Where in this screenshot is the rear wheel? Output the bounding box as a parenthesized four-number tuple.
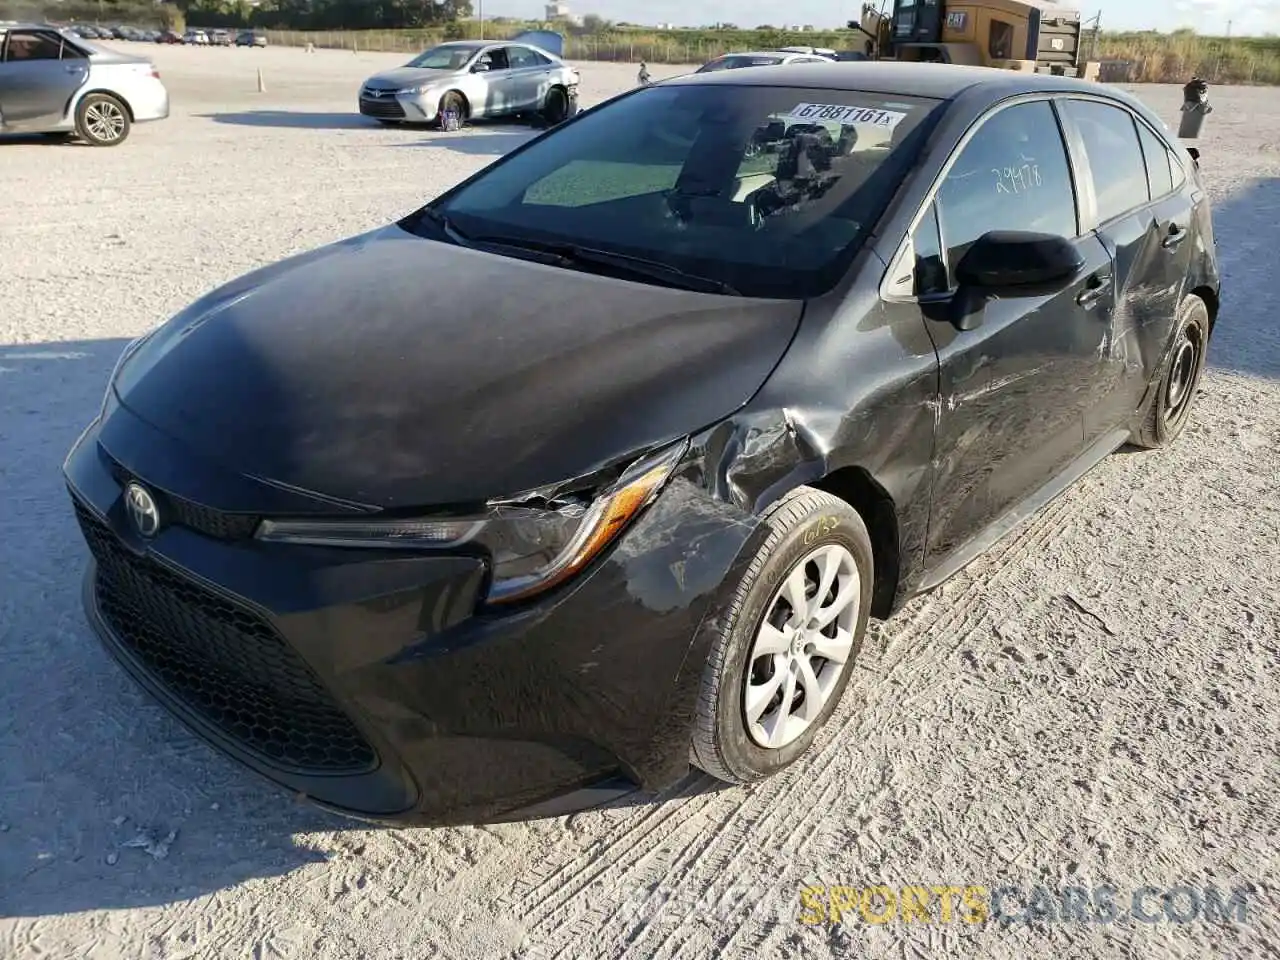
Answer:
(1130, 294, 1210, 449)
(541, 86, 570, 126)
(691, 487, 873, 784)
(75, 93, 131, 146)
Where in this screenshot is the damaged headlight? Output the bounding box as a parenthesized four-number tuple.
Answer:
(255, 439, 689, 604)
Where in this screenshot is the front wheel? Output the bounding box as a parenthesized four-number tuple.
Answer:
(75, 93, 131, 146)
(691, 486, 874, 784)
(1130, 294, 1210, 449)
(437, 91, 467, 130)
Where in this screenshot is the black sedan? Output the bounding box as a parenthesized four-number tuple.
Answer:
(64, 62, 1219, 826)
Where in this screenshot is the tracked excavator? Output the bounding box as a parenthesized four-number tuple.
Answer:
(847, 0, 1101, 82)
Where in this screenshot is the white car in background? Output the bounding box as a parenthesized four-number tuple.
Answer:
(0, 23, 169, 145)
(359, 30, 579, 128)
(694, 48, 837, 73)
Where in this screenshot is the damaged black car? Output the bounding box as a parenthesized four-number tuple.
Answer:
(64, 62, 1219, 826)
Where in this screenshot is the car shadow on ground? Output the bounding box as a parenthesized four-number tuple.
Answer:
(1200, 176, 1280, 381)
(200, 110, 387, 130)
(390, 128, 536, 156)
(0, 337, 730, 916)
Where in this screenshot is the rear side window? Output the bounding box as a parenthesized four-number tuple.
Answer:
(507, 46, 549, 68)
(1061, 99, 1149, 223)
(935, 99, 1078, 273)
(1137, 121, 1174, 199)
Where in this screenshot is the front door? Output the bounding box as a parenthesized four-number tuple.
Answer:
(0, 30, 86, 127)
(1059, 98, 1198, 439)
(472, 47, 514, 115)
(910, 97, 1118, 564)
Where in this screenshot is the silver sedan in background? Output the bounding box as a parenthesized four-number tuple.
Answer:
(358, 30, 579, 128)
(0, 23, 169, 145)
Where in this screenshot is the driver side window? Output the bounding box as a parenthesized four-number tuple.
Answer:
(936, 99, 1078, 274)
(476, 48, 509, 71)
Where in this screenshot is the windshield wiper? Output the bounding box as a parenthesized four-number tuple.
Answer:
(465, 234, 740, 295)
(413, 206, 472, 243)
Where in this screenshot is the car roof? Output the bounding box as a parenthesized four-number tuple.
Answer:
(667, 60, 1114, 101)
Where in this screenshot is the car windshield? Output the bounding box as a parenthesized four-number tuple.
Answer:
(698, 55, 786, 72)
(427, 83, 944, 299)
(405, 45, 479, 70)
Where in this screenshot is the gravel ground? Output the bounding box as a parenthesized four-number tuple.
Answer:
(1, 45, 1278, 959)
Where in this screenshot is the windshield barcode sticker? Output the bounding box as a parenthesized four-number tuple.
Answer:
(786, 103, 909, 128)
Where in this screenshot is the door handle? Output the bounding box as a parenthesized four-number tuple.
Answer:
(1162, 225, 1188, 250)
(1076, 272, 1112, 309)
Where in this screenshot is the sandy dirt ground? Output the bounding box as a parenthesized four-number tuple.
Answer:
(0, 44, 1277, 959)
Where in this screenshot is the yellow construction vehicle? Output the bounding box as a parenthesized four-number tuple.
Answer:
(848, 0, 1101, 81)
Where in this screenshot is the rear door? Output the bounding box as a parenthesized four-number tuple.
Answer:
(1058, 98, 1196, 439)
(0, 29, 87, 127)
(504, 44, 553, 110)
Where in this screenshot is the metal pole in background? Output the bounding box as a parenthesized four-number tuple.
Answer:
(478, 0, 484, 40)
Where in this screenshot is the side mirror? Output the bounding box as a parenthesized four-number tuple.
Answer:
(472, 62, 490, 72)
(954, 230, 1084, 290)
(946, 230, 1084, 332)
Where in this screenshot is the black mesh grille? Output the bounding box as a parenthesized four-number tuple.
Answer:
(106, 456, 259, 541)
(359, 95, 407, 119)
(73, 498, 377, 774)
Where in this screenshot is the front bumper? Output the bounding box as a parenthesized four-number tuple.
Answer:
(358, 91, 440, 124)
(63, 404, 760, 825)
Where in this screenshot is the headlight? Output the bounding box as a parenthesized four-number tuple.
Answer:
(398, 84, 435, 96)
(255, 439, 689, 604)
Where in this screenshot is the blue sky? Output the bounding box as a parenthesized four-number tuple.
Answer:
(482, 0, 1280, 34)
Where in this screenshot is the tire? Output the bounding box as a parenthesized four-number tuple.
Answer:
(1130, 293, 1211, 449)
(541, 86, 570, 126)
(75, 93, 131, 146)
(437, 91, 467, 129)
(691, 486, 874, 784)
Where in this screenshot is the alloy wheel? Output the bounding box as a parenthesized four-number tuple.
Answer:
(85, 100, 127, 143)
(743, 544, 860, 750)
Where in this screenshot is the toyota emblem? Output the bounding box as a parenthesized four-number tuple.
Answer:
(124, 482, 162, 538)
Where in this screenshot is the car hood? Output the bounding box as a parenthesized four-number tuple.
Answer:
(364, 66, 462, 90)
(112, 225, 804, 510)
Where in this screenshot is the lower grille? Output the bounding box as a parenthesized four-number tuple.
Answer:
(360, 95, 407, 119)
(73, 498, 377, 774)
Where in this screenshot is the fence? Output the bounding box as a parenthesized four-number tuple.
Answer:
(263, 30, 850, 66)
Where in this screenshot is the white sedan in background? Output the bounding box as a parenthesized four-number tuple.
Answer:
(359, 30, 579, 128)
(0, 23, 169, 146)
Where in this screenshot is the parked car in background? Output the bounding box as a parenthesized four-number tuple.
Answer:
(158, 29, 183, 44)
(209, 28, 231, 47)
(695, 49, 836, 73)
(358, 30, 578, 128)
(183, 29, 208, 45)
(0, 22, 169, 145)
(236, 30, 267, 48)
(62, 62, 1218, 826)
